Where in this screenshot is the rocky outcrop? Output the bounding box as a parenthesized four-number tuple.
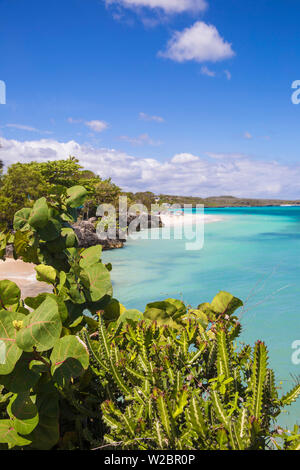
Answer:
(4, 214, 163, 254)
(72, 213, 163, 250)
(72, 219, 124, 250)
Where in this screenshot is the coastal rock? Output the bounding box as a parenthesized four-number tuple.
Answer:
(72, 220, 124, 250)
(72, 213, 162, 250)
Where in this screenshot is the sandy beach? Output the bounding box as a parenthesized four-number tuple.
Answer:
(160, 212, 225, 227)
(0, 259, 51, 298)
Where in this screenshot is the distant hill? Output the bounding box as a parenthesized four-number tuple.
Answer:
(154, 194, 300, 208)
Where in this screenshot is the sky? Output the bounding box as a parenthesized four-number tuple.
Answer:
(1, 0, 300, 198)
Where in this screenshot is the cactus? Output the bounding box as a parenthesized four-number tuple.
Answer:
(0, 187, 299, 450)
(87, 297, 300, 450)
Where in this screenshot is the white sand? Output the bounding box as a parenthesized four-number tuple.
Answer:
(160, 212, 224, 227)
(0, 259, 51, 298)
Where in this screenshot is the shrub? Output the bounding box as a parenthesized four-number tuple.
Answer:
(0, 186, 299, 450)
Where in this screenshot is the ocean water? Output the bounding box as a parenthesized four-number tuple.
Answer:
(102, 206, 300, 428)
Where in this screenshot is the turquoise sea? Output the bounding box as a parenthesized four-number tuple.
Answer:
(102, 206, 300, 428)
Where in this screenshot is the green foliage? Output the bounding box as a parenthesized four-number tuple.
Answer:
(0, 185, 299, 451)
(87, 293, 300, 450)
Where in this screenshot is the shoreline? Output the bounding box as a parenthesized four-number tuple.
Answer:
(160, 212, 225, 227)
(0, 259, 51, 298)
(0, 213, 225, 295)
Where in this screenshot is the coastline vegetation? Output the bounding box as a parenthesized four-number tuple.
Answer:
(0, 158, 299, 232)
(0, 183, 299, 450)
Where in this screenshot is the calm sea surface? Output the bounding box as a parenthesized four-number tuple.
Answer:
(102, 206, 300, 428)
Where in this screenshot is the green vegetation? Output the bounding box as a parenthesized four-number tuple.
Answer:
(0, 185, 299, 450)
(0, 158, 121, 229)
(1, 157, 298, 233)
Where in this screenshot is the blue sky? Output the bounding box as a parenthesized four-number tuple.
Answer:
(1, 0, 300, 197)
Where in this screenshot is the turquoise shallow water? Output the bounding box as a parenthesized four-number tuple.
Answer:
(102, 206, 300, 428)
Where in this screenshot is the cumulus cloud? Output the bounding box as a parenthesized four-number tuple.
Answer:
(105, 0, 207, 14)
(171, 153, 199, 163)
(85, 120, 109, 133)
(159, 21, 235, 63)
(0, 137, 299, 198)
(139, 112, 164, 123)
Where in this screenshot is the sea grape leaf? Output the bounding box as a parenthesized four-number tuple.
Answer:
(0, 280, 21, 310)
(25, 293, 68, 324)
(189, 309, 208, 330)
(16, 296, 61, 352)
(13, 208, 32, 231)
(26, 384, 59, 450)
(0, 354, 41, 393)
(61, 227, 77, 248)
(117, 309, 143, 326)
(0, 310, 24, 375)
(66, 185, 88, 208)
(103, 298, 126, 322)
(7, 392, 39, 435)
(79, 245, 102, 268)
(210, 291, 243, 316)
(165, 298, 186, 319)
(80, 263, 112, 302)
(37, 217, 61, 241)
(50, 336, 89, 386)
(0, 419, 31, 448)
(34, 265, 57, 284)
(28, 197, 49, 229)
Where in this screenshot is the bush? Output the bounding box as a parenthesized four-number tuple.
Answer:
(0, 186, 299, 450)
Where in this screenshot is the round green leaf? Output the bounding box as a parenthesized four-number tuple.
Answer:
(79, 245, 102, 268)
(117, 309, 143, 326)
(0, 354, 41, 393)
(0, 419, 31, 448)
(13, 208, 32, 231)
(50, 336, 89, 386)
(34, 265, 57, 284)
(0, 310, 24, 375)
(28, 197, 49, 229)
(37, 217, 61, 241)
(103, 298, 126, 322)
(80, 263, 113, 302)
(26, 383, 59, 450)
(7, 393, 39, 435)
(0, 280, 21, 309)
(66, 185, 88, 208)
(16, 297, 62, 352)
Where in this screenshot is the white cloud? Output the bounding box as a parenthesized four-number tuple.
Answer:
(120, 133, 162, 146)
(67, 117, 82, 124)
(200, 65, 215, 77)
(171, 153, 199, 163)
(159, 21, 235, 63)
(105, 0, 207, 14)
(139, 112, 164, 123)
(85, 120, 109, 133)
(4, 124, 52, 135)
(0, 137, 299, 199)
